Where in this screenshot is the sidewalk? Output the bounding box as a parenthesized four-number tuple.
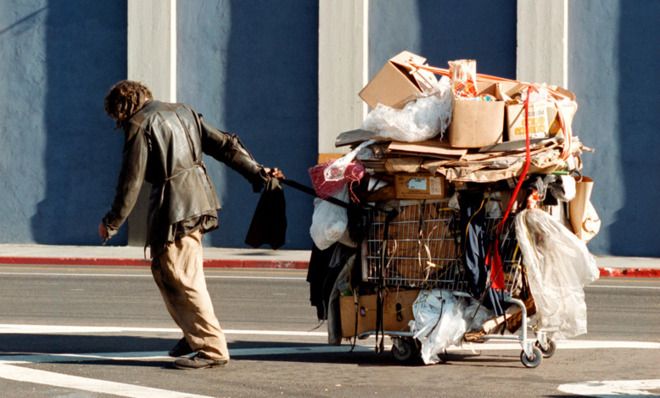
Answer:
(0, 244, 658, 277)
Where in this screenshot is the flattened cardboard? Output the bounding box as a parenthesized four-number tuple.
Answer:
(387, 140, 467, 159)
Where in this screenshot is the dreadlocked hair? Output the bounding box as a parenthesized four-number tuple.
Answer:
(104, 80, 152, 125)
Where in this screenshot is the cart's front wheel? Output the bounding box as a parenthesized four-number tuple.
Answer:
(520, 346, 543, 368)
(535, 339, 556, 358)
(391, 337, 419, 362)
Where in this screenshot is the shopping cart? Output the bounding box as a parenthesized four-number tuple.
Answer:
(355, 198, 555, 368)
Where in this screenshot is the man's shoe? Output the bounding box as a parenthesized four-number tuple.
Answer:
(174, 353, 228, 370)
(168, 338, 194, 357)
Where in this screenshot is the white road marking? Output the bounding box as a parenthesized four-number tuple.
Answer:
(0, 363, 215, 398)
(588, 284, 660, 290)
(457, 339, 660, 351)
(1, 323, 658, 397)
(0, 323, 325, 336)
(558, 379, 660, 397)
(1, 324, 659, 350)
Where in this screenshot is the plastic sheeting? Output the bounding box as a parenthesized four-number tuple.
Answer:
(361, 77, 453, 142)
(409, 290, 468, 365)
(515, 208, 599, 339)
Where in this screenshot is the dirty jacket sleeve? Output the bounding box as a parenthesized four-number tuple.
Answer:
(198, 117, 268, 192)
(102, 123, 148, 237)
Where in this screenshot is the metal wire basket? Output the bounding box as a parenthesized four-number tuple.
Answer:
(362, 200, 468, 290)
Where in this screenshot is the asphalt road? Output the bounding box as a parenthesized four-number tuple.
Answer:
(0, 265, 658, 398)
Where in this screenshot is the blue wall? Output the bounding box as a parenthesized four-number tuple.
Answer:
(369, 0, 517, 79)
(177, 0, 318, 249)
(1, 1, 657, 256)
(0, 1, 127, 244)
(570, 0, 660, 256)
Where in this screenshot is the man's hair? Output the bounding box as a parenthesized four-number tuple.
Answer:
(104, 80, 153, 123)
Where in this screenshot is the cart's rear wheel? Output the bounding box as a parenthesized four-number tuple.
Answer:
(520, 346, 543, 368)
(391, 337, 419, 362)
(535, 339, 556, 358)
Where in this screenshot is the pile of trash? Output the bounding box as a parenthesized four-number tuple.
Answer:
(307, 51, 601, 365)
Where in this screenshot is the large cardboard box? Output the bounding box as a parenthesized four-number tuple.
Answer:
(447, 83, 505, 148)
(359, 51, 437, 109)
(340, 290, 420, 338)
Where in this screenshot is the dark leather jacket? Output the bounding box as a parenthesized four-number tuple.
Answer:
(102, 100, 267, 252)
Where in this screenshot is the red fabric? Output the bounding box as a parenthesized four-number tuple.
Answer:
(308, 161, 365, 200)
(486, 237, 505, 290)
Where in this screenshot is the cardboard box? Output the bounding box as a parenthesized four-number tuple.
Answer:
(394, 173, 446, 199)
(506, 102, 557, 142)
(359, 51, 437, 109)
(447, 83, 505, 148)
(340, 290, 420, 338)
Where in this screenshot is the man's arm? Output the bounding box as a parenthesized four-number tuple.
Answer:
(100, 124, 148, 241)
(199, 117, 269, 192)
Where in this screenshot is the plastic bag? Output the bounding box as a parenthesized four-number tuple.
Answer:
(308, 140, 373, 198)
(409, 289, 468, 365)
(360, 77, 453, 142)
(309, 186, 349, 250)
(515, 208, 599, 339)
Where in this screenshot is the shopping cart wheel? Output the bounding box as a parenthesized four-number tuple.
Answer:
(391, 337, 420, 362)
(520, 346, 543, 368)
(534, 339, 556, 358)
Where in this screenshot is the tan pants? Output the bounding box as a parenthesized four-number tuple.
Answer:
(151, 231, 229, 360)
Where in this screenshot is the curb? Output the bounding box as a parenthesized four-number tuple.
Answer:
(0, 257, 658, 277)
(598, 267, 660, 278)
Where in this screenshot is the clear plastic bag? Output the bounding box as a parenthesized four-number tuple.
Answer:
(515, 208, 599, 339)
(361, 77, 453, 142)
(309, 186, 349, 250)
(410, 289, 468, 365)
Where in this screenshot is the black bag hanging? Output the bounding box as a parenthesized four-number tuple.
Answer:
(245, 177, 287, 250)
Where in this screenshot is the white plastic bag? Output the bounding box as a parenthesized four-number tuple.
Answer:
(515, 208, 599, 339)
(409, 289, 467, 365)
(309, 186, 349, 250)
(361, 77, 453, 142)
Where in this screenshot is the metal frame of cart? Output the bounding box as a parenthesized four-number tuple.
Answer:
(349, 198, 556, 368)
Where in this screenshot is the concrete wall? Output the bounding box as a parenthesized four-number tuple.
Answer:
(569, 0, 660, 256)
(1, 0, 657, 256)
(369, 0, 517, 79)
(0, 1, 127, 244)
(177, 0, 318, 248)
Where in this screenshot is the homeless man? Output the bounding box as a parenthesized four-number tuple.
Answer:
(98, 80, 283, 370)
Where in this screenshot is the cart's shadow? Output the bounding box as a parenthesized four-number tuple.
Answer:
(0, 334, 526, 369)
(229, 340, 525, 369)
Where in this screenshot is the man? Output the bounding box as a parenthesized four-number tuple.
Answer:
(99, 80, 283, 370)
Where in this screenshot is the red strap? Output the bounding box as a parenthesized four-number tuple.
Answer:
(497, 85, 535, 233)
(485, 237, 505, 290)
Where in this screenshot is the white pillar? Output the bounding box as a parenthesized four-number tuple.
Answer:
(128, 0, 177, 101)
(517, 0, 568, 87)
(126, 0, 177, 245)
(318, 0, 369, 163)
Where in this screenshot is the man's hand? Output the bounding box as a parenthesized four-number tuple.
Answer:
(98, 222, 110, 242)
(265, 167, 285, 179)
